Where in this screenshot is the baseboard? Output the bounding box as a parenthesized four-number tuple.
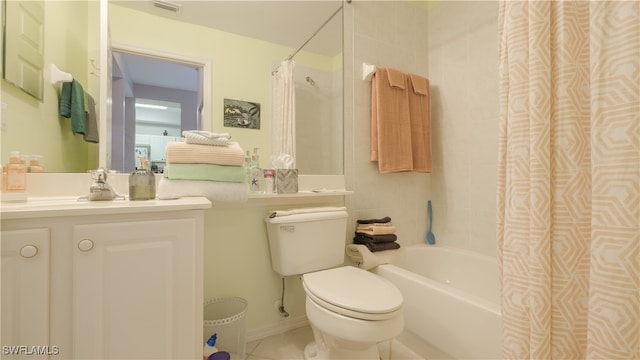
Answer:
(396, 329, 452, 360)
(246, 315, 309, 342)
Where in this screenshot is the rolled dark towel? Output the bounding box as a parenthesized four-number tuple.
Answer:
(356, 216, 392, 224)
(354, 232, 398, 243)
(353, 238, 401, 252)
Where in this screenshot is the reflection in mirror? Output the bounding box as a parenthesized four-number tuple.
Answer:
(293, 44, 343, 175)
(110, 1, 343, 176)
(1, 0, 99, 173)
(3, 1, 45, 100)
(1, 1, 343, 175)
(110, 50, 202, 173)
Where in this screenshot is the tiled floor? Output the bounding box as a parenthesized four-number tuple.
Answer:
(245, 325, 424, 360)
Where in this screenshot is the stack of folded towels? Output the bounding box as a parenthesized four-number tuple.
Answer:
(353, 216, 400, 252)
(157, 130, 249, 202)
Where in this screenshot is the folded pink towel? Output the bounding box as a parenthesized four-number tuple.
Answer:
(165, 141, 245, 166)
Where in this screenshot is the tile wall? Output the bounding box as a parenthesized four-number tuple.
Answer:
(344, 1, 500, 257)
(426, 1, 499, 256)
(344, 1, 431, 246)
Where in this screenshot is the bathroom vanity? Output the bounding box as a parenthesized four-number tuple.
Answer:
(1, 197, 211, 359)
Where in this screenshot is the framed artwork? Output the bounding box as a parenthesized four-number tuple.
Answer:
(224, 98, 260, 129)
(135, 145, 150, 159)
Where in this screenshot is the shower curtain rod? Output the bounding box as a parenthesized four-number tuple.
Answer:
(286, 4, 343, 61)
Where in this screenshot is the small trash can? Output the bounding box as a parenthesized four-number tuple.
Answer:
(203, 297, 248, 360)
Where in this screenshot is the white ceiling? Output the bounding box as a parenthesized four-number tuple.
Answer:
(111, 0, 343, 92)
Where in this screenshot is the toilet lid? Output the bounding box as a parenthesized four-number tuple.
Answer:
(302, 266, 402, 319)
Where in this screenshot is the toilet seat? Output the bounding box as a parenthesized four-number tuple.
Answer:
(302, 266, 403, 321)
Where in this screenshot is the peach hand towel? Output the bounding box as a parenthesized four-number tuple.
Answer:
(371, 67, 413, 173)
(165, 141, 245, 166)
(355, 225, 397, 235)
(407, 74, 433, 172)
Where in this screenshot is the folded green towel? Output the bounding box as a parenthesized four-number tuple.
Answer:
(59, 80, 86, 135)
(164, 163, 245, 183)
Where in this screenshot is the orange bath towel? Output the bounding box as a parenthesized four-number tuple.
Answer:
(371, 67, 413, 173)
(407, 74, 432, 172)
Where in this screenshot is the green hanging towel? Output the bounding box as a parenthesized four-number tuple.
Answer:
(59, 80, 86, 135)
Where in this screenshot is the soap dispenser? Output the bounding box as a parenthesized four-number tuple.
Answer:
(129, 156, 156, 200)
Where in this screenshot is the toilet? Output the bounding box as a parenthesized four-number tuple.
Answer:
(264, 209, 403, 360)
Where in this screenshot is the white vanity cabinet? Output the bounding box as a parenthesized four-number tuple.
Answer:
(1, 229, 51, 358)
(1, 197, 210, 360)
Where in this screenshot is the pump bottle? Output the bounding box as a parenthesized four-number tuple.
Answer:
(129, 156, 156, 200)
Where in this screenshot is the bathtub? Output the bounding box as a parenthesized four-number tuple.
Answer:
(372, 245, 502, 359)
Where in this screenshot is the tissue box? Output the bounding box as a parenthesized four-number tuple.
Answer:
(276, 169, 298, 194)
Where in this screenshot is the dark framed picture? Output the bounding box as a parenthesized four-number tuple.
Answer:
(224, 98, 261, 129)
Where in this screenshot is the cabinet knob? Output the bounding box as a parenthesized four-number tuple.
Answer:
(78, 239, 94, 252)
(20, 245, 38, 258)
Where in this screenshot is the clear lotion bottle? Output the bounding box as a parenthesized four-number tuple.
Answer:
(129, 156, 156, 200)
(249, 148, 264, 193)
(6, 151, 27, 192)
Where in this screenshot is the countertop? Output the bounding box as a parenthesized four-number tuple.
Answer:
(0, 196, 212, 220)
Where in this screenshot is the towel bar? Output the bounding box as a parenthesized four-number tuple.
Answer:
(362, 62, 376, 81)
(50, 64, 73, 85)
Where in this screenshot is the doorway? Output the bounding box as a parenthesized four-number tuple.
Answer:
(110, 46, 209, 173)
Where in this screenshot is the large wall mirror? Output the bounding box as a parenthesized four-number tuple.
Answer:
(1, 1, 100, 173)
(1, 0, 343, 175)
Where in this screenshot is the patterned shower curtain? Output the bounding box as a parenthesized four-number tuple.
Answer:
(271, 59, 296, 164)
(496, 1, 639, 359)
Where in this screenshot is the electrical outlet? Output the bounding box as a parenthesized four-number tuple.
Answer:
(1, 103, 7, 131)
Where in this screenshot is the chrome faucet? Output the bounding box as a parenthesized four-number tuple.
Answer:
(79, 168, 124, 201)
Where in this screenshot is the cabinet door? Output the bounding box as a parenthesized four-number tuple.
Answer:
(135, 134, 151, 146)
(148, 135, 164, 161)
(149, 135, 179, 161)
(1, 228, 51, 358)
(72, 219, 197, 359)
(4, 1, 45, 99)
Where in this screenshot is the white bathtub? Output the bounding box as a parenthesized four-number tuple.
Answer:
(373, 245, 502, 359)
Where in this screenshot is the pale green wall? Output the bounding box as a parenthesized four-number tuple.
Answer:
(0, 1, 97, 172)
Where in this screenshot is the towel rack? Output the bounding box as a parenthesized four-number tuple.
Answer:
(50, 64, 73, 85)
(362, 62, 376, 81)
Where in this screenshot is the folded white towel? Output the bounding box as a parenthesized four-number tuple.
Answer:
(182, 130, 231, 146)
(268, 206, 347, 218)
(345, 244, 403, 270)
(345, 244, 386, 270)
(157, 177, 248, 202)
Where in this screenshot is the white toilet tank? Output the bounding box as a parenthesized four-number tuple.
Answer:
(264, 209, 348, 276)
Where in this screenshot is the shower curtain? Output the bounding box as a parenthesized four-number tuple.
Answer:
(271, 59, 296, 164)
(497, 1, 639, 359)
